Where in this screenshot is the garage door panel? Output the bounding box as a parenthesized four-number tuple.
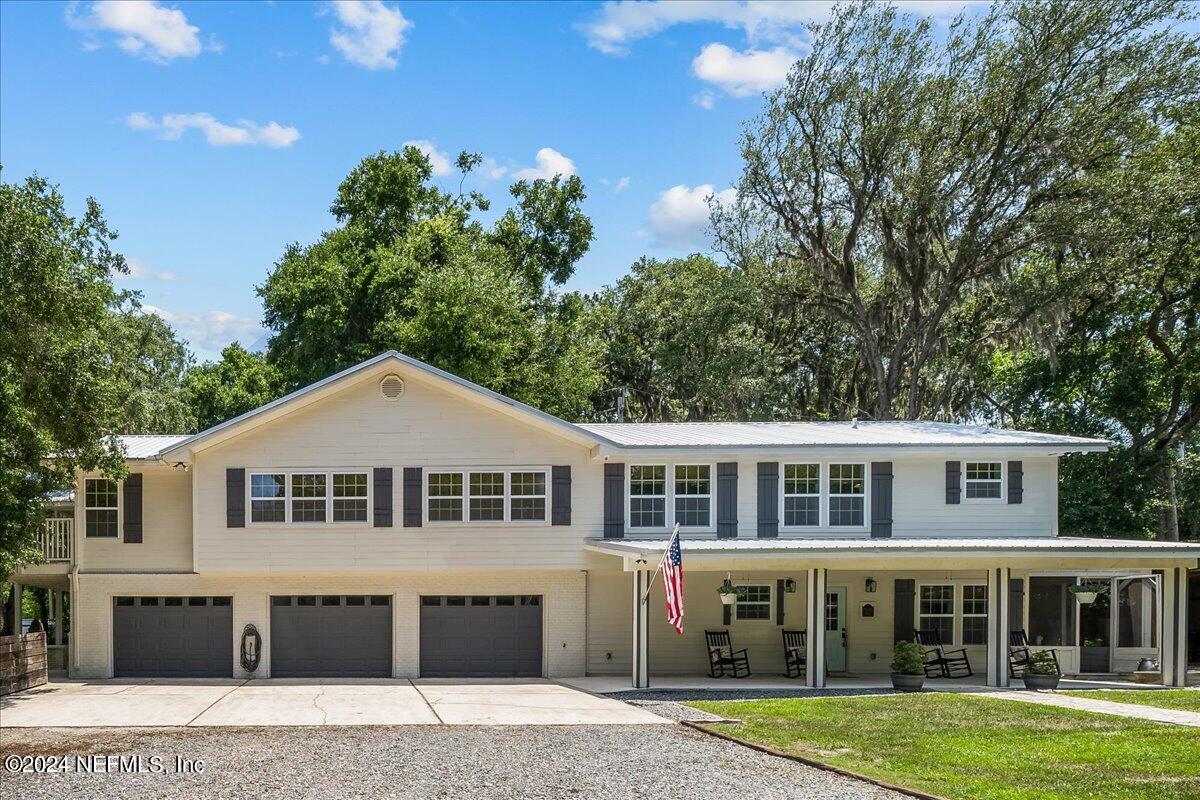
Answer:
(420, 596, 542, 678)
(113, 597, 232, 678)
(270, 596, 392, 678)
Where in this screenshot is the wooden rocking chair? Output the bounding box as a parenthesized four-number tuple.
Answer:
(706, 630, 751, 678)
(1009, 629, 1060, 677)
(913, 629, 974, 678)
(782, 629, 807, 679)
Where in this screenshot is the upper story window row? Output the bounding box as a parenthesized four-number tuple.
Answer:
(249, 471, 369, 524)
(426, 469, 549, 524)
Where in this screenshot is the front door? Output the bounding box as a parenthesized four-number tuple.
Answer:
(825, 587, 847, 672)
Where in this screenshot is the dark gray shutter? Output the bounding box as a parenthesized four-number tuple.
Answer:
(1008, 578, 1024, 632)
(894, 578, 915, 643)
(402, 467, 422, 527)
(757, 462, 778, 538)
(870, 461, 893, 538)
(603, 463, 624, 539)
(1007, 460, 1023, 504)
(123, 473, 143, 543)
(226, 468, 245, 528)
(776, 579, 785, 625)
(551, 466, 572, 526)
(723, 604, 732, 626)
(716, 462, 738, 538)
(373, 468, 393, 527)
(945, 461, 961, 504)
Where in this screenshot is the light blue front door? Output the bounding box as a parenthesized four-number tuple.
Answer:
(825, 587, 847, 672)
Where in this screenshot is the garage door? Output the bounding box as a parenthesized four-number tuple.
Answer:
(113, 596, 232, 678)
(420, 595, 542, 677)
(270, 595, 392, 677)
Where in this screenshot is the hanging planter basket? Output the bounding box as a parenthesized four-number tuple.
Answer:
(1069, 583, 1106, 605)
(719, 578, 739, 605)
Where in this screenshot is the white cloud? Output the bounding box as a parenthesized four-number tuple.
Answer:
(614, 176, 631, 193)
(142, 304, 265, 355)
(326, 0, 412, 70)
(648, 183, 736, 249)
(117, 257, 176, 282)
(67, 0, 203, 63)
(126, 112, 301, 148)
(479, 157, 508, 181)
(692, 43, 795, 96)
(403, 139, 453, 176)
(513, 148, 577, 181)
(693, 88, 716, 110)
(579, 1, 983, 55)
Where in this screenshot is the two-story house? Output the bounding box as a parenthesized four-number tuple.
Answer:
(8, 351, 1196, 688)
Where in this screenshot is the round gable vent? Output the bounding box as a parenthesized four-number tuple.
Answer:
(380, 374, 405, 401)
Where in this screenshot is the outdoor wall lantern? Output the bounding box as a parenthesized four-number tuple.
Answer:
(865, 577, 877, 593)
(784, 578, 797, 593)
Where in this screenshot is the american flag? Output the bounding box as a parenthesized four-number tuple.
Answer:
(660, 527, 685, 634)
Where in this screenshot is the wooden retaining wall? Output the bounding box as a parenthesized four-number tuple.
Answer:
(1, 631, 48, 695)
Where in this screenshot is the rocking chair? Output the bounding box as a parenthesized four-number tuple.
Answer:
(706, 630, 751, 678)
(782, 629, 807, 679)
(913, 628, 974, 678)
(1009, 629, 1060, 677)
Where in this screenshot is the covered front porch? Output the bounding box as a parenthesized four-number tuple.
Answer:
(583, 537, 1198, 690)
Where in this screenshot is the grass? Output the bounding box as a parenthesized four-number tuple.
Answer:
(688, 693, 1200, 800)
(1059, 689, 1200, 713)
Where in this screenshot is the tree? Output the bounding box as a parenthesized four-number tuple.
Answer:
(258, 147, 600, 418)
(719, 0, 1198, 420)
(1, 175, 131, 577)
(107, 310, 195, 434)
(182, 343, 283, 431)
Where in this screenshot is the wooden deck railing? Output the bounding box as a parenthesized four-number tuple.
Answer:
(40, 518, 72, 562)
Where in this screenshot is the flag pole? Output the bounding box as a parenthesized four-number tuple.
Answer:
(641, 523, 679, 605)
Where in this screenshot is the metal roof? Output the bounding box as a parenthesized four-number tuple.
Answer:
(578, 421, 1109, 450)
(585, 536, 1200, 560)
(119, 435, 191, 459)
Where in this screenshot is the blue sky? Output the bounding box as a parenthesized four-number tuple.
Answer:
(2, 1, 979, 361)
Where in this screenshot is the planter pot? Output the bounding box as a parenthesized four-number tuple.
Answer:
(1023, 673, 1060, 690)
(891, 673, 925, 692)
(1072, 592, 1098, 605)
(719, 593, 737, 606)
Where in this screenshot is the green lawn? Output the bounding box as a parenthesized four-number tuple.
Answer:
(1059, 689, 1200, 713)
(688, 693, 1200, 800)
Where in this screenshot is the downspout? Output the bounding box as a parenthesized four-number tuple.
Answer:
(69, 565, 80, 672)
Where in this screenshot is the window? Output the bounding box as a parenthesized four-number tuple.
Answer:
(961, 585, 988, 645)
(629, 465, 667, 528)
(332, 473, 368, 522)
(674, 465, 711, 528)
(291, 473, 327, 522)
(828, 464, 865, 526)
(965, 462, 1002, 499)
(85, 478, 119, 537)
(250, 473, 286, 522)
(783, 464, 820, 526)
(510, 472, 546, 521)
(428, 472, 464, 521)
(469, 472, 505, 522)
(735, 584, 772, 620)
(919, 584, 955, 644)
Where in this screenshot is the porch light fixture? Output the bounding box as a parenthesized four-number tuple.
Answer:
(865, 577, 877, 593)
(784, 578, 797, 594)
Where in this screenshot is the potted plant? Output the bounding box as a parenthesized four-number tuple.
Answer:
(1023, 650, 1061, 690)
(718, 580, 739, 606)
(1069, 582, 1105, 605)
(890, 641, 926, 691)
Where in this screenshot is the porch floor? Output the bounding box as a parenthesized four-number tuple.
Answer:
(564, 674, 1171, 694)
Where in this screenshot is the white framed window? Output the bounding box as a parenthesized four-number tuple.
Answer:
(427, 472, 464, 522)
(828, 463, 866, 527)
(964, 462, 1003, 500)
(510, 471, 547, 521)
(291, 473, 327, 523)
(250, 473, 286, 523)
(783, 463, 820, 527)
(918, 584, 956, 645)
(629, 465, 667, 529)
(673, 464, 711, 528)
(961, 585, 988, 645)
(424, 468, 550, 524)
(735, 584, 772, 620)
(84, 477, 119, 538)
(332, 472, 368, 522)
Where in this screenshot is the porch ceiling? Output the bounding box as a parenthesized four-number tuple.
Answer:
(584, 536, 1200, 564)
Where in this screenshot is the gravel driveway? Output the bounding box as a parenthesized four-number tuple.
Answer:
(2, 725, 902, 800)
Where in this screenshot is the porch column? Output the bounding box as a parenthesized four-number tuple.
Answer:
(52, 589, 63, 646)
(632, 569, 650, 689)
(4, 581, 22, 636)
(1161, 567, 1189, 688)
(986, 567, 1011, 687)
(805, 568, 827, 688)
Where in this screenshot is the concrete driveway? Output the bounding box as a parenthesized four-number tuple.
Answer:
(0, 678, 668, 728)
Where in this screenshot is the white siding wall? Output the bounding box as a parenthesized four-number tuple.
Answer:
(73, 571, 585, 679)
(76, 463, 193, 571)
(191, 370, 601, 574)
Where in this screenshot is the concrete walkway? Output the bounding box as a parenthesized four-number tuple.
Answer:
(0, 678, 670, 728)
(989, 690, 1200, 727)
